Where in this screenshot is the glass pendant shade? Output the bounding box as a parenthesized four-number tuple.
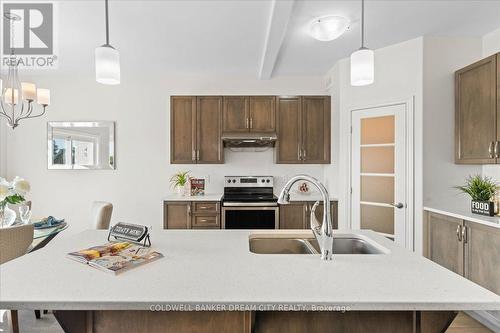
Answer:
(95, 45, 120, 85)
(350, 47, 374, 86)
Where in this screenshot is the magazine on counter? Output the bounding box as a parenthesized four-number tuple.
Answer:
(67, 242, 163, 274)
(190, 178, 205, 196)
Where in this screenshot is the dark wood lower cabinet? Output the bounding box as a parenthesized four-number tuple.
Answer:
(465, 221, 500, 294)
(279, 201, 338, 230)
(164, 201, 220, 230)
(54, 310, 456, 333)
(425, 211, 500, 296)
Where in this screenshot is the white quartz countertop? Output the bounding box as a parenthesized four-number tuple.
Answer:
(163, 193, 223, 201)
(424, 205, 500, 229)
(162, 193, 337, 202)
(1, 230, 499, 311)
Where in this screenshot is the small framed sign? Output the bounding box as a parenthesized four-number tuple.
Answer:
(108, 222, 151, 247)
(471, 200, 495, 217)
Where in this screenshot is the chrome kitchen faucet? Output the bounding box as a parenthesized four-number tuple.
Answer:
(277, 175, 333, 260)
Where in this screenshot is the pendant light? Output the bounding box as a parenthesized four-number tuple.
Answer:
(350, 0, 374, 86)
(95, 0, 120, 85)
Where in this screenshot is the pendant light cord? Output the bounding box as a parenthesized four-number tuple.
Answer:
(105, 0, 110, 45)
(361, 0, 365, 48)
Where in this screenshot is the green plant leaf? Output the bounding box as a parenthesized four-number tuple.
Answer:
(455, 175, 499, 201)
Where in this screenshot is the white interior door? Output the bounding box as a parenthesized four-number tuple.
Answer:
(351, 103, 407, 246)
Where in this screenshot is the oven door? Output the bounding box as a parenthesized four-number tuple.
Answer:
(222, 205, 279, 229)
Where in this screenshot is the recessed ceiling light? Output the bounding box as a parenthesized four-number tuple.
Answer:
(310, 16, 350, 42)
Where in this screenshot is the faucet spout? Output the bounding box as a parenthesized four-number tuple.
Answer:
(278, 175, 333, 260)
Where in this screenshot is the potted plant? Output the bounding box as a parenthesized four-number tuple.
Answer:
(0, 176, 31, 227)
(170, 171, 190, 196)
(456, 175, 498, 216)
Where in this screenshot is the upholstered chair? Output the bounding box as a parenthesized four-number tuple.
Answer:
(0, 224, 34, 333)
(91, 201, 113, 230)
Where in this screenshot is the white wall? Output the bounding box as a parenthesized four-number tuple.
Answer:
(325, 37, 424, 251)
(422, 36, 483, 209)
(2, 71, 327, 235)
(482, 27, 500, 180)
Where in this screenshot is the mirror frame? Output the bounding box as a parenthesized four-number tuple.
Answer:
(47, 121, 115, 170)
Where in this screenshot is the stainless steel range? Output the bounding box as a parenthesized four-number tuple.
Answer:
(222, 176, 279, 229)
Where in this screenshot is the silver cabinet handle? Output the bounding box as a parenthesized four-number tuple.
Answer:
(196, 150, 200, 161)
(456, 225, 462, 242)
(245, 118, 249, 129)
(298, 145, 302, 160)
(302, 149, 306, 160)
(192, 150, 196, 161)
(250, 118, 253, 129)
(489, 141, 494, 158)
(495, 141, 499, 158)
(462, 226, 467, 243)
(391, 202, 404, 209)
(200, 219, 208, 223)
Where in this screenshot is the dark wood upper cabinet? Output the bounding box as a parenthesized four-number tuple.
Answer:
(455, 54, 498, 164)
(171, 96, 223, 164)
(172, 95, 330, 164)
(276, 96, 331, 164)
(171, 96, 196, 164)
(223, 96, 249, 133)
(302, 96, 331, 163)
(249, 96, 276, 132)
(223, 96, 276, 133)
(197, 96, 223, 164)
(276, 96, 302, 164)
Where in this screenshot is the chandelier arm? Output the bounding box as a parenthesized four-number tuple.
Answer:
(17, 106, 46, 123)
(16, 102, 34, 121)
(18, 101, 26, 117)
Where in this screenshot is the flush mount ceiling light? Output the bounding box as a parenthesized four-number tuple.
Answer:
(310, 16, 350, 41)
(95, 0, 120, 85)
(350, 0, 374, 86)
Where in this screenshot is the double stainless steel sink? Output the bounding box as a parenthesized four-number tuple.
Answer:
(249, 235, 386, 255)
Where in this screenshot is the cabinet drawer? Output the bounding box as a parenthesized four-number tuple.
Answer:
(193, 202, 219, 213)
(192, 215, 220, 229)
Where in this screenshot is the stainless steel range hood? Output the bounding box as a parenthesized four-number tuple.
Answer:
(222, 132, 277, 148)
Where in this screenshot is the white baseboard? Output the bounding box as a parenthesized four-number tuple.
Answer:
(466, 310, 500, 333)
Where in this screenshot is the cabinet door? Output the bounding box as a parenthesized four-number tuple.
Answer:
(465, 221, 500, 294)
(302, 96, 331, 164)
(197, 96, 223, 164)
(163, 202, 191, 229)
(276, 96, 302, 164)
(304, 201, 338, 230)
(427, 213, 464, 275)
(249, 96, 275, 133)
(223, 96, 249, 133)
(455, 55, 497, 164)
(171, 96, 196, 164)
(279, 203, 306, 229)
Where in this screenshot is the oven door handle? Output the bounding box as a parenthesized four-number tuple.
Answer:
(222, 202, 278, 207)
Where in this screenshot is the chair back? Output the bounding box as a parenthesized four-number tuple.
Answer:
(92, 201, 113, 230)
(0, 224, 34, 264)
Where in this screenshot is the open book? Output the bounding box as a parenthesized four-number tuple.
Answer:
(67, 242, 163, 274)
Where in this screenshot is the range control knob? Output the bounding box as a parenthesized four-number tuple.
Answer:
(266, 179, 270, 183)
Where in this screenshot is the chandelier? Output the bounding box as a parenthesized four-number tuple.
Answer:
(0, 12, 50, 129)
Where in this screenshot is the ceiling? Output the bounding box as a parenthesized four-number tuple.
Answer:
(49, 0, 500, 77)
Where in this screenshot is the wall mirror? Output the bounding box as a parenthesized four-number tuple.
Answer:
(47, 121, 115, 170)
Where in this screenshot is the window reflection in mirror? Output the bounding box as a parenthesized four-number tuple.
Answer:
(47, 122, 115, 170)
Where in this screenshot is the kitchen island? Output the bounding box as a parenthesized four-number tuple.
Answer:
(1, 229, 499, 333)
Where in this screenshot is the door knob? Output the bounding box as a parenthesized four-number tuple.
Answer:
(391, 202, 404, 209)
